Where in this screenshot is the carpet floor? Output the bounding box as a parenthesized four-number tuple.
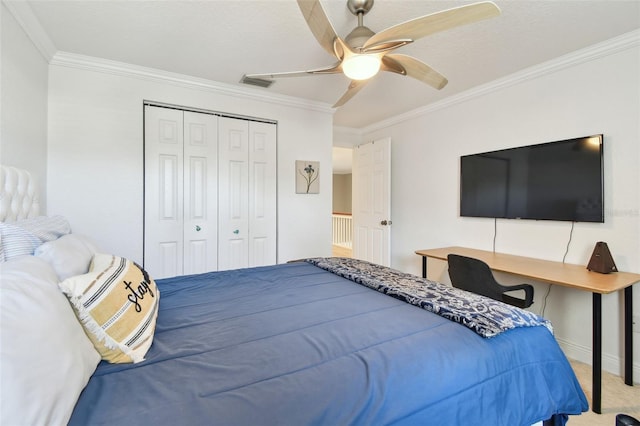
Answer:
(567, 359, 640, 425)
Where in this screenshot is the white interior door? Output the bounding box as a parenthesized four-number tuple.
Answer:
(248, 121, 277, 267)
(218, 117, 249, 271)
(183, 111, 218, 275)
(144, 106, 184, 278)
(352, 138, 391, 266)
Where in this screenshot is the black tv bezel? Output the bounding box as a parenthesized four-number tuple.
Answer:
(459, 134, 604, 223)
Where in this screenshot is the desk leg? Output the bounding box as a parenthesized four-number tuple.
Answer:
(592, 293, 602, 414)
(422, 256, 427, 279)
(624, 285, 633, 386)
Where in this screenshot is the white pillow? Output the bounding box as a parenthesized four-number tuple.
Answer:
(35, 233, 98, 281)
(0, 256, 101, 426)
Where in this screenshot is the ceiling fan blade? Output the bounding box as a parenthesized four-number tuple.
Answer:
(297, 0, 340, 58)
(245, 63, 342, 80)
(333, 80, 370, 108)
(362, 39, 412, 54)
(363, 1, 500, 51)
(382, 54, 448, 90)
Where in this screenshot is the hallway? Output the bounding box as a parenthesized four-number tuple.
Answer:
(331, 245, 352, 258)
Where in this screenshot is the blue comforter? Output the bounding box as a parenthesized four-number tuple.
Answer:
(70, 262, 588, 426)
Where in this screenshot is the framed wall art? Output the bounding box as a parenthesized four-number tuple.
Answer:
(296, 160, 319, 194)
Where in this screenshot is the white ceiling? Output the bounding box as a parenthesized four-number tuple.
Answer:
(14, 0, 640, 129)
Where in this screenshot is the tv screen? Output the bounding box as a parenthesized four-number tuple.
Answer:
(460, 135, 604, 223)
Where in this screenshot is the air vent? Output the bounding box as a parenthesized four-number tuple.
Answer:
(241, 75, 274, 88)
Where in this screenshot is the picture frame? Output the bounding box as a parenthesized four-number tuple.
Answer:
(295, 160, 319, 194)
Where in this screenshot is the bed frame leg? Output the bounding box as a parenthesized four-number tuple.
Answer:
(542, 414, 567, 426)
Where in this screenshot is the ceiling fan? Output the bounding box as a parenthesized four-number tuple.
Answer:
(244, 0, 501, 107)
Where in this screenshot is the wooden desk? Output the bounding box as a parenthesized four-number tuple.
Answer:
(415, 246, 639, 414)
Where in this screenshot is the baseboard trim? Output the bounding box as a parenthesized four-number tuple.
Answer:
(557, 336, 640, 385)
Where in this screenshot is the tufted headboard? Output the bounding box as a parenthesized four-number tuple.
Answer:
(0, 165, 40, 222)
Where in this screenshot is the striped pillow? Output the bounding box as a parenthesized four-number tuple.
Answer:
(59, 254, 159, 363)
(0, 223, 41, 261)
(16, 215, 71, 242)
(0, 215, 71, 262)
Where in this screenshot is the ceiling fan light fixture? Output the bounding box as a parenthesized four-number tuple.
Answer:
(342, 54, 380, 80)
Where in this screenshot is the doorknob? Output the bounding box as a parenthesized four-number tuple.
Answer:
(380, 220, 392, 226)
(233, 229, 239, 234)
(195, 225, 201, 232)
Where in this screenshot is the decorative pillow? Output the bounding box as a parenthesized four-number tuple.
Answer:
(0, 256, 101, 426)
(0, 222, 42, 260)
(16, 214, 71, 241)
(0, 215, 71, 261)
(35, 233, 99, 281)
(59, 253, 160, 363)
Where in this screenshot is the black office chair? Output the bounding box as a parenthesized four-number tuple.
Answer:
(447, 254, 534, 308)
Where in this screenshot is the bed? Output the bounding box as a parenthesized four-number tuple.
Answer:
(0, 165, 588, 426)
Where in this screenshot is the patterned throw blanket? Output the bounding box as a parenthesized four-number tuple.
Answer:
(305, 257, 552, 338)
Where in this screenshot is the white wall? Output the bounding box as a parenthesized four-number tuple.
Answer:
(46, 56, 334, 264)
(0, 4, 48, 209)
(333, 126, 361, 148)
(362, 37, 640, 379)
(332, 173, 352, 213)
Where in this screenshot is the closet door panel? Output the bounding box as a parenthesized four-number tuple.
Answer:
(146, 106, 277, 276)
(248, 122, 277, 266)
(144, 106, 184, 279)
(183, 112, 218, 275)
(218, 117, 249, 271)
(159, 242, 180, 275)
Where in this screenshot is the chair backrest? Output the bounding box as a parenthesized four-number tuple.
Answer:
(447, 254, 504, 301)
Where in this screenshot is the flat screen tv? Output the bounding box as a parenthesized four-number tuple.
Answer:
(460, 134, 604, 223)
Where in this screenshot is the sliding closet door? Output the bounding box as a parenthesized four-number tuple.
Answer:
(218, 117, 249, 270)
(248, 121, 277, 267)
(183, 111, 218, 275)
(144, 106, 184, 278)
(144, 106, 219, 278)
(146, 105, 277, 276)
(218, 118, 277, 271)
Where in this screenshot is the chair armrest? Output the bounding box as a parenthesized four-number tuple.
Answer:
(502, 283, 534, 306)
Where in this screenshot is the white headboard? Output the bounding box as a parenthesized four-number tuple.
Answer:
(0, 165, 40, 222)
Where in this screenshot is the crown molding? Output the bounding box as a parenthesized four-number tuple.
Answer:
(50, 52, 335, 114)
(5, 0, 332, 113)
(361, 29, 640, 135)
(3, 0, 56, 61)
